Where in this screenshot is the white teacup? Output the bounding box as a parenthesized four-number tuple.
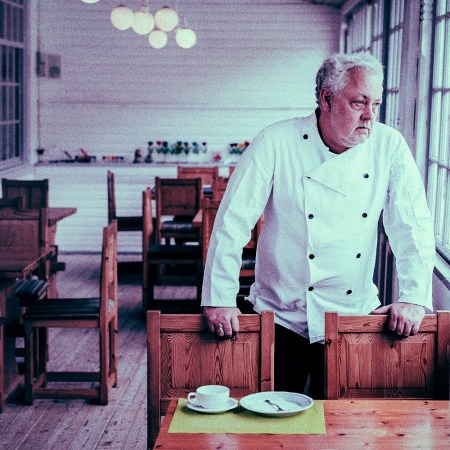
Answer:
(188, 385, 230, 409)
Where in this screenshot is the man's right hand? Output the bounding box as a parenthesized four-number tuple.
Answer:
(203, 306, 241, 339)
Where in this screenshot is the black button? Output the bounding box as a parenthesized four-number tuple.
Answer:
(346, 290, 352, 295)
(362, 213, 368, 218)
(306, 176, 311, 179)
(303, 134, 308, 139)
(308, 286, 314, 291)
(308, 214, 314, 219)
(309, 254, 315, 259)
(356, 253, 361, 258)
(363, 173, 369, 178)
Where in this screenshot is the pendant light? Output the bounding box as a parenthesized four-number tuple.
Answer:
(148, 29, 168, 49)
(110, 5, 134, 31)
(132, 6, 155, 35)
(175, 27, 196, 49)
(154, 6, 179, 32)
(81, 0, 100, 3)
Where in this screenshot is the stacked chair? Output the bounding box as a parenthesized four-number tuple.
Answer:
(142, 187, 202, 312)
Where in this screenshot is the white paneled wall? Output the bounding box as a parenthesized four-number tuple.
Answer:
(29, 0, 340, 253)
(36, 0, 340, 160)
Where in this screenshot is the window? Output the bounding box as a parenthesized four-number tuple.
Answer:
(344, 0, 406, 129)
(427, 0, 450, 262)
(0, 0, 25, 170)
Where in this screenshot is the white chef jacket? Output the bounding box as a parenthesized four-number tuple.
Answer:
(201, 112, 435, 343)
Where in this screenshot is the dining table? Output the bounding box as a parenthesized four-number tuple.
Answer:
(0, 206, 76, 409)
(154, 398, 450, 449)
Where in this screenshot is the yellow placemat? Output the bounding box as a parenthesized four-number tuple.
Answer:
(168, 399, 326, 434)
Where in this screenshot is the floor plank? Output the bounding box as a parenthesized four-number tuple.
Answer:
(0, 253, 197, 450)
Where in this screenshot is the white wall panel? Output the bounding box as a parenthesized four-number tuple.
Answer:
(30, 0, 340, 252)
(36, 0, 340, 160)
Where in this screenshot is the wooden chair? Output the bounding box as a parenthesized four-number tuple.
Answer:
(22, 221, 119, 405)
(107, 170, 143, 232)
(147, 310, 275, 448)
(142, 188, 202, 311)
(211, 172, 230, 201)
(324, 311, 450, 400)
(1, 178, 49, 209)
(0, 196, 25, 210)
(155, 177, 202, 245)
(177, 166, 218, 198)
(201, 198, 263, 285)
(0, 207, 52, 287)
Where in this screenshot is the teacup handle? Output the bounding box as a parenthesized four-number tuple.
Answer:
(188, 393, 197, 404)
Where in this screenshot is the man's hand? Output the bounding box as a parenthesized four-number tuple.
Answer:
(203, 306, 241, 339)
(370, 303, 425, 336)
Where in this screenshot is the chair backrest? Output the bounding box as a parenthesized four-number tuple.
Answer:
(100, 220, 118, 324)
(0, 208, 49, 262)
(2, 178, 49, 209)
(155, 177, 202, 241)
(107, 171, 117, 223)
(201, 198, 263, 271)
(0, 196, 25, 210)
(324, 311, 450, 400)
(147, 310, 274, 447)
(142, 188, 153, 302)
(211, 172, 229, 200)
(177, 166, 218, 187)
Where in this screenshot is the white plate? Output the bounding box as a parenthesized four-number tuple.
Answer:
(239, 391, 314, 417)
(186, 397, 239, 414)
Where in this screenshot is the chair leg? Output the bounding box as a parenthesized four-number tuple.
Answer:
(99, 324, 109, 405)
(24, 322, 35, 405)
(111, 316, 118, 388)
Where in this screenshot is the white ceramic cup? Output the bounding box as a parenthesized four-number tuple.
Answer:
(187, 385, 230, 409)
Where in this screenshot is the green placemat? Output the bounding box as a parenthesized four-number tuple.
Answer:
(168, 399, 326, 434)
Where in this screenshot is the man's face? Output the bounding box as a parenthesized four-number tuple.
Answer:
(321, 69, 383, 153)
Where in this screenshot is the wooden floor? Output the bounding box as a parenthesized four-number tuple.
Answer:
(0, 254, 196, 450)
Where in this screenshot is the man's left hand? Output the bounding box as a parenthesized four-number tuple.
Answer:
(370, 303, 425, 336)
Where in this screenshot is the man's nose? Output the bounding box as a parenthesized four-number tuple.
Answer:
(361, 104, 376, 120)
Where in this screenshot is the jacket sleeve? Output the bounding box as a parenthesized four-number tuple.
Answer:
(201, 130, 274, 306)
(383, 134, 435, 311)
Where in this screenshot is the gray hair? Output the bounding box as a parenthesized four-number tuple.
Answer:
(315, 53, 384, 105)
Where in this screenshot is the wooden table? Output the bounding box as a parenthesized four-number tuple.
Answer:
(0, 207, 76, 409)
(154, 398, 450, 449)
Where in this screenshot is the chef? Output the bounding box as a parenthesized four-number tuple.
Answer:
(201, 53, 435, 398)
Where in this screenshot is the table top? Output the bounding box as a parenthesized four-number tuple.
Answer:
(154, 398, 450, 449)
(0, 249, 54, 278)
(47, 207, 77, 226)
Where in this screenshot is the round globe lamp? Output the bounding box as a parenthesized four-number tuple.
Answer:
(132, 8, 155, 35)
(175, 28, 197, 48)
(154, 6, 179, 32)
(110, 5, 134, 31)
(148, 30, 168, 49)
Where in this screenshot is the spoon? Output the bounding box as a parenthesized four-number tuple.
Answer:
(265, 399, 284, 411)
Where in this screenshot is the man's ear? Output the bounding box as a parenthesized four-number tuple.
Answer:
(320, 89, 332, 111)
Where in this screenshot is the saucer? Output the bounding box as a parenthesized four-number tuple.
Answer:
(186, 397, 239, 414)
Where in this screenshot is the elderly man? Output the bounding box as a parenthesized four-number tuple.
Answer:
(201, 53, 435, 398)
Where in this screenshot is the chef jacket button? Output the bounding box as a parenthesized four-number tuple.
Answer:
(308, 214, 314, 219)
(346, 290, 353, 295)
(363, 173, 369, 178)
(308, 254, 315, 259)
(308, 286, 314, 291)
(303, 134, 308, 139)
(362, 212, 368, 218)
(356, 253, 361, 258)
